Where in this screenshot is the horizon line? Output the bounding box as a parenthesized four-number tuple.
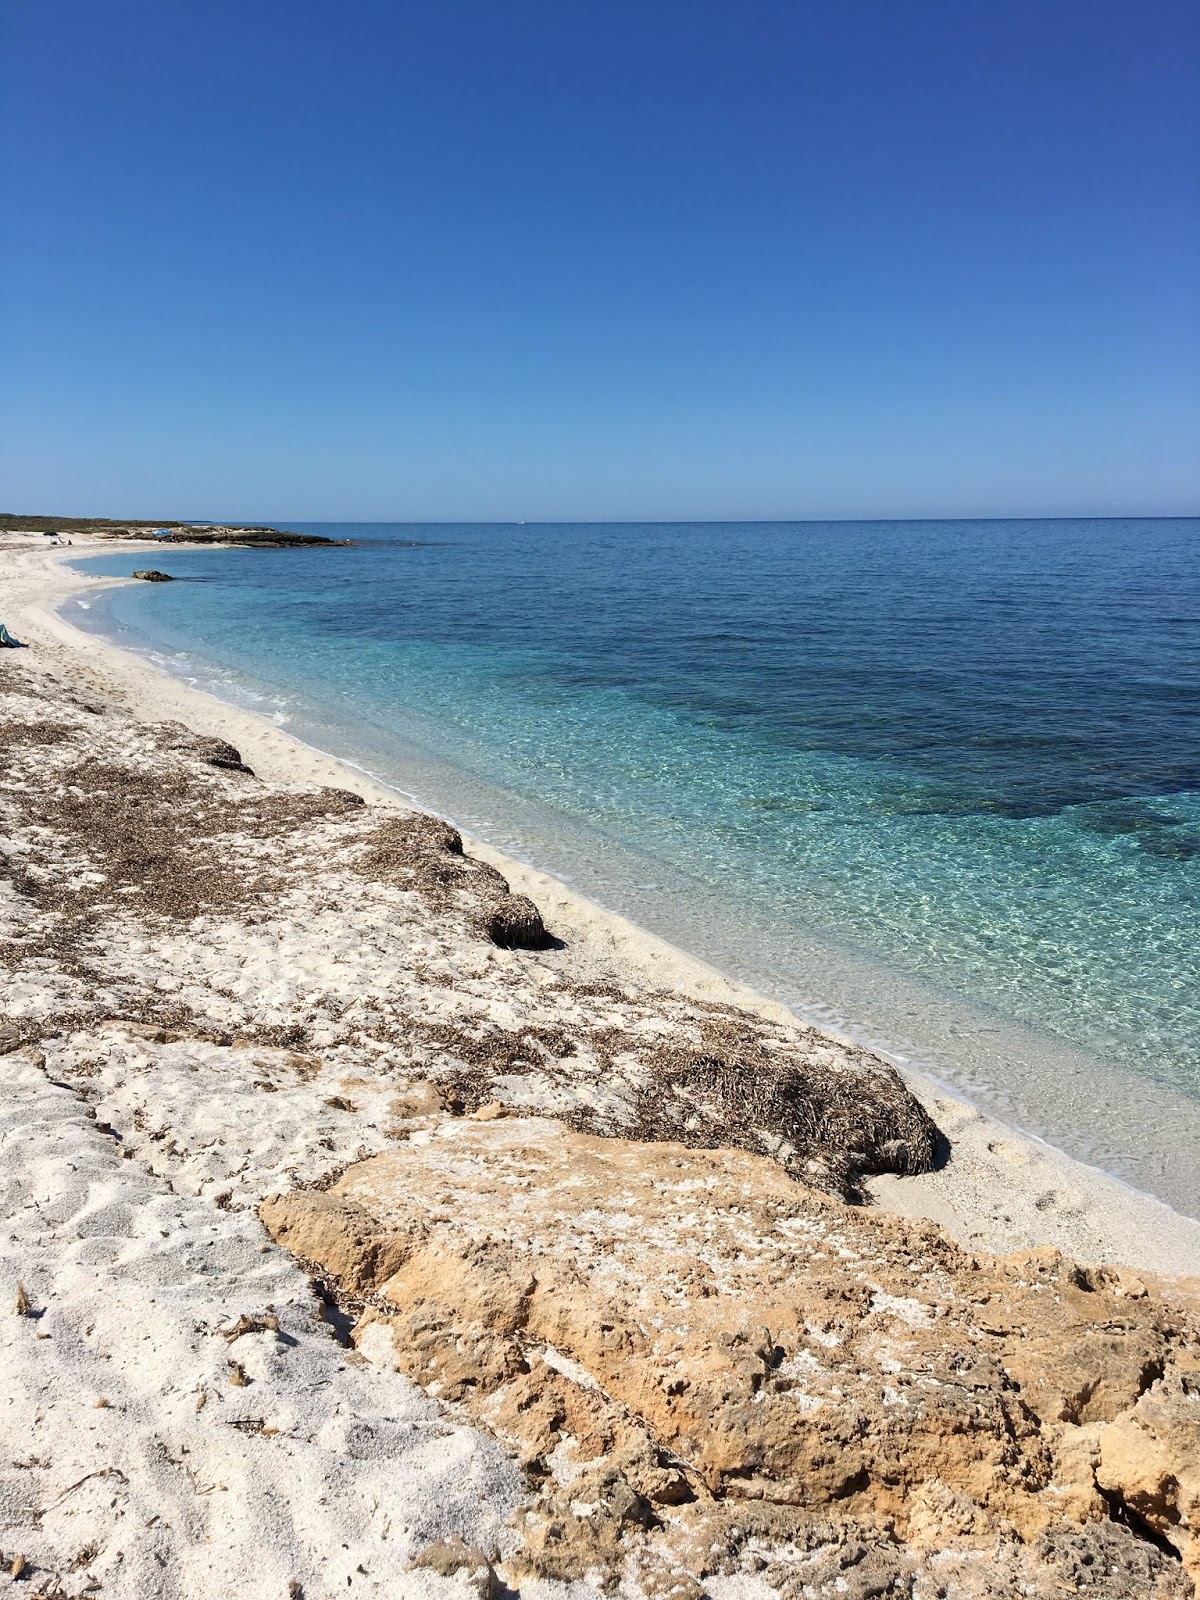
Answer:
(11, 511, 1197, 528)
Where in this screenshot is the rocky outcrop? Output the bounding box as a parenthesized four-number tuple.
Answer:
(131, 568, 174, 581)
(261, 1117, 1200, 1597)
(0, 514, 346, 545)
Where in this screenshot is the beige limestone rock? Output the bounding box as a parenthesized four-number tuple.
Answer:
(260, 1116, 1200, 1595)
(1098, 1359, 1200, 1586)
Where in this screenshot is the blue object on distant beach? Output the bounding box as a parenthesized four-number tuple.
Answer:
(154, 529, 173, 539)
(0, 622, 23, 647)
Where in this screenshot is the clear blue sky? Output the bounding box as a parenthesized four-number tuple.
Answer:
(2, 0, 1197, 521)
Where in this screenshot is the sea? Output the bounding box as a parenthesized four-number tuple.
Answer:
(70, 519, 1200, 1216)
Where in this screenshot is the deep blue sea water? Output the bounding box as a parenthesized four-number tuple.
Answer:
(71, 520, 1200, 1212)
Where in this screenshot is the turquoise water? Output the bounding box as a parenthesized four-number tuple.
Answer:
(71, 520, 1200, 1211)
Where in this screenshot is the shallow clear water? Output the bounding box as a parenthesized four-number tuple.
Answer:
(71, 520, 1200, 1211)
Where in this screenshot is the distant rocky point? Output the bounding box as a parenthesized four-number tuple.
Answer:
(132, 569, 174, 582)
(0, 513, 348, 547)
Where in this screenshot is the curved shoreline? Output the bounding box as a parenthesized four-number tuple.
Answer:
(5, 530, 1200, 1274)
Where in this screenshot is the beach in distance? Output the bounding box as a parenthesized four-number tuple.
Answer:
(3, 524, 1200, 1598)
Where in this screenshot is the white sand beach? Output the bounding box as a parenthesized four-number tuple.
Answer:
(2, 532, 1199, 1599)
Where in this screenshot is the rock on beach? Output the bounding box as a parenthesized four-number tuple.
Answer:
(262, 1115, 1200, 1595)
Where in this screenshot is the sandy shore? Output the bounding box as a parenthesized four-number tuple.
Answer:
(3, 532, 1200, 1598)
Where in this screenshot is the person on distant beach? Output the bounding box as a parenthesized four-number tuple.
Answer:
(0, 622, 24, 647)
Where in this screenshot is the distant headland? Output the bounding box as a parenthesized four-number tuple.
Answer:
(0, 513, 347, 547)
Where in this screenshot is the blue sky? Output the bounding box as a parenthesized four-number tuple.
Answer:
(2, 0, 1197, 521)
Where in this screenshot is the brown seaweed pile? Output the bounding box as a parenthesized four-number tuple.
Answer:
(356, 812, 551, 948)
